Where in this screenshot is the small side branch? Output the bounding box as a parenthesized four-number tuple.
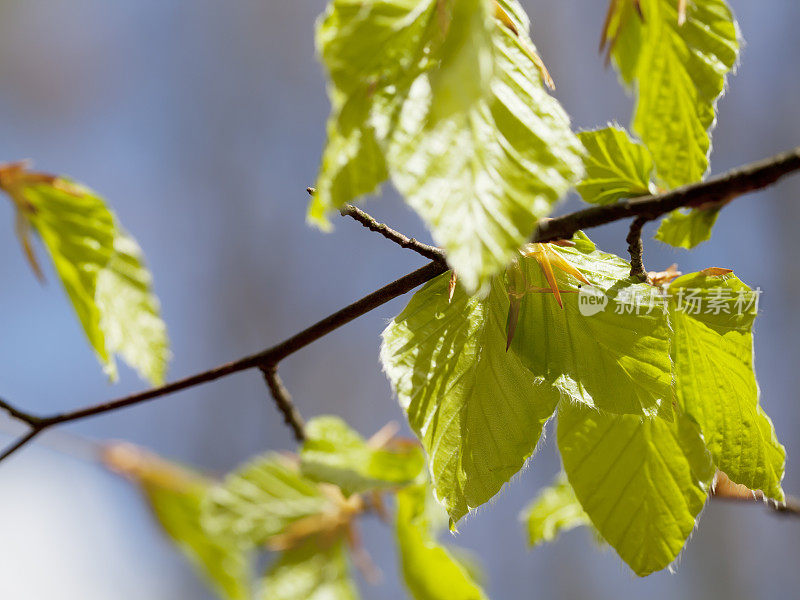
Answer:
(626, 216, 649, 281)
(339, 203, 445, 263)
(260, 364, 306, 443)
(305, 188, 445, 263)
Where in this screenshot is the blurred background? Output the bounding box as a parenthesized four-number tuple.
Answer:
(0, 0, 797, 598)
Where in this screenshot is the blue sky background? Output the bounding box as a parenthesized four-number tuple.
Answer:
(0, 1, 798, 598)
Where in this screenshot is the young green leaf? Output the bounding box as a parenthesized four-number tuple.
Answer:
(604, 0, 739, 188)
(667, 271, 785, 500)
(576, 126, 656, 205)
(509, 233, 673, 418)
(312, 0, 584, 293)
(103, 444, 250, 600)
(558, 402, 715, 576)
(258, 540, 359, 600)
(300, 416, 425, 495)
(395, 485, 487, 600)
(381, 271, 560, 525)
(654, 207, 721, 249)
(0, 162, 170, 385)
(202, 453, 332, 546)
(95, 228, 170, 385)
(522, 472, 591, 547)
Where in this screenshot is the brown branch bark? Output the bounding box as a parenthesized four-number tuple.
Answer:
(260, 365, 306, 443)
(626, 216, 649, 281)
(1, 146, 799, 462)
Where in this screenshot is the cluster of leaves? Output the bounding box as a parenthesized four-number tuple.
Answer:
(104, 416, 488, 600)
(0, 161, 169, 385)
(308, 0, 784, 583)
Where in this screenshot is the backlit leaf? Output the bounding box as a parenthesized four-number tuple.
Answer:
(667, 271, 784, 500)
(0, 162, 169, 384)
(605, 0, 739, 188)
(654, 206, 721, 249)
(312, 0, 583, 293)
(509, 233, 673, 418)
(576, 126, 655, 204)
(558, 402, 715, 576)
(522, 472, 591, 546)
(381, 271, 560, 524)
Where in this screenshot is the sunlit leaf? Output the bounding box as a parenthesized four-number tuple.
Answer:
(381, 271, 560, 524)
(522, 472, 591, 546)
(0, 162, 170, 384)
(312, 0, 583, 293)
(654, 206, 721, 249)
(558, 402, 715, 576)
(667, 271, 784, 500)
(509, 232, 673, 418)
(300, 416, 425, 495)
(395, 485, 487, 600)
(604, 0, 739, 188)
(576, 126, 655, 205)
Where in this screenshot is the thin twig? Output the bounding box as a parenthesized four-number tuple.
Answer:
(0, 429, 42, 462)
(260, 365, 306, 443)
(305, 188, 445, 263)
(1, 147, 799, 462)
(626, 216, 649, 281)
(340, 203, 445, 263)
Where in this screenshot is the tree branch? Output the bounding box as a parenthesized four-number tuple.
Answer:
(626, 216, 649, 281)
(260, 365, 306, 443)
(534, 146, 800, 242)
(1, 146, 798, 462)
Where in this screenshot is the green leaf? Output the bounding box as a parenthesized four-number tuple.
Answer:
(104, 445, 250, 600)
(427, 0, 494, 121)
(300, 415, 425, 495)
(95, 228, 170, 385)
(606, 0, 740, 188)
(654, 207, 721, 249)
(381, 271, 560, 524)
(258, 540, 359, 600)
(202, 453, 331, 546)
(558, 402, 715, 576)
(522, 472, 591, 546)
(667, 271, 785, 500)
(395, 485, 487, 600)
(2, 166, 169, 385)
(576, 126, 655, 205)
(312, 0, 584, 293)
(509, 233, 673, 417)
